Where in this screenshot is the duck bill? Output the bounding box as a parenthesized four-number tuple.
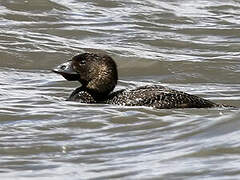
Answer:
(52, 61, 80, 81)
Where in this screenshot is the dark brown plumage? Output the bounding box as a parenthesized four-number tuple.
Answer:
(52, 52, 227, 109)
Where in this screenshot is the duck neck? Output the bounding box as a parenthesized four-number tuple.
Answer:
(86, 78, 117, 99)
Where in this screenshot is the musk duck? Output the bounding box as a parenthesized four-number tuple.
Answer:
(52, 52, 227, 109)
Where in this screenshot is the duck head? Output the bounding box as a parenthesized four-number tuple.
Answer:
(52, 53, 118, 96)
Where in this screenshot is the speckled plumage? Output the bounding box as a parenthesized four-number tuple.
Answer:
(106, 85, 217, 108)
(53, 52, 224, 109)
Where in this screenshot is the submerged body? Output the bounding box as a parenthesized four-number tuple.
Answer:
(53, 52, 223, 109)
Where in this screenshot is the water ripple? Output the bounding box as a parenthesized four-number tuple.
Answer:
(0, 0, 240, 179)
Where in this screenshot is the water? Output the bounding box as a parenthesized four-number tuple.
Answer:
(0, 0, 240, 179)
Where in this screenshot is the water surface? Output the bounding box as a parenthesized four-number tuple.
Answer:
(0, 0, 240, 179)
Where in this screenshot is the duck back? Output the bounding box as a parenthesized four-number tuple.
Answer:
(105, 85, 218, 109)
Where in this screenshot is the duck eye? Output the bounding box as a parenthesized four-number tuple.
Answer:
(79, 60, 86, 65)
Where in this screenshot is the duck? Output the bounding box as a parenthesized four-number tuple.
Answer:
(52, 52, 226, 109)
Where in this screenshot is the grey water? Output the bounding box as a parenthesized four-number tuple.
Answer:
(0, 0, 240, 179)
